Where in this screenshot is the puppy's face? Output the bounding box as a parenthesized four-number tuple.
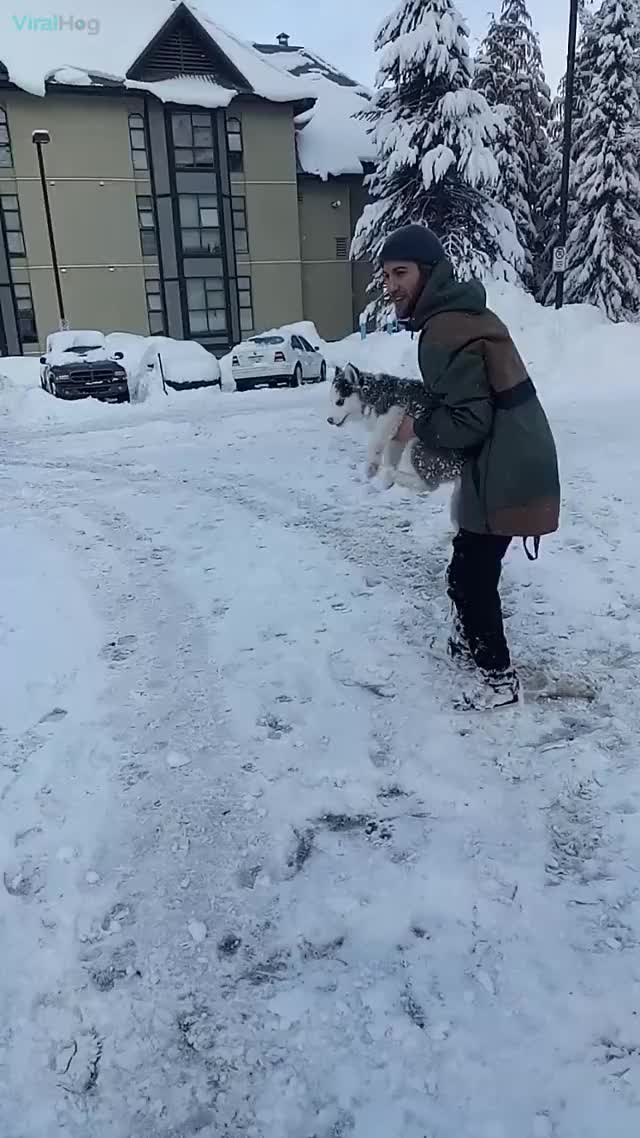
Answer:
(328, 364, 365, 427)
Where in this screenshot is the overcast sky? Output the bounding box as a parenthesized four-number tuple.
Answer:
(228, 0, 571, 96)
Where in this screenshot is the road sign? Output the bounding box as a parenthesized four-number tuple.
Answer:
(553, 246, 567, 273)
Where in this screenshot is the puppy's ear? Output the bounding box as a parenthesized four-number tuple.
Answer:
(345, 363, 363, 387)
(333, 365, 344, 382)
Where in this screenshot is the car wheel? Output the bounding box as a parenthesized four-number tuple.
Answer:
(290, 364, 302, 389)
(236, 381, 251, 392)
(319, 361, 327, 383)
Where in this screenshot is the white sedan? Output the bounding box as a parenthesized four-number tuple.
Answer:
(231, 332, 327, 392)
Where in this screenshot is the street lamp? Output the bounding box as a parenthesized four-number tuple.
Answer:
(554, 0, 580, 310)
(32, 128, 67, 329)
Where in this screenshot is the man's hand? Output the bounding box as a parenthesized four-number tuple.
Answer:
(394, 414, 415, 444)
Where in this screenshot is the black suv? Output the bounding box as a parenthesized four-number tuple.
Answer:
(40, 331, 129, 403)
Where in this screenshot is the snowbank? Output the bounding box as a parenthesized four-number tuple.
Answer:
(3, 287, 639, 430)
(0, 331, 222, 423)
(107, 333, 220, 399)
(321, 283, 638, 411)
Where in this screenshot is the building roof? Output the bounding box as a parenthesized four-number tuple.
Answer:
(0, 4, 375, 181)
(254, 42, 375, 180)
(0, 1, 312, 107)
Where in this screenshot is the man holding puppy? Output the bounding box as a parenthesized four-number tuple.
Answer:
(381, 224, 560, 709)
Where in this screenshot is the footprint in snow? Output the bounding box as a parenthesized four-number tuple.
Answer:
(100, 635, 138, 664)
(257, 713, 292, 739)
(38, 707, 68, 725)
(4, 861, 43, 898)
(86, 940, 141, 991)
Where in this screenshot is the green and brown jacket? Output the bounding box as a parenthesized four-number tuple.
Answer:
(411, 261, 560, 540)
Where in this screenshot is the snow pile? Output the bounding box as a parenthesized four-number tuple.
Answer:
(324, 280, 633, 408)
(295, 78, 374, 180)
(43, 330, 113, 368)
(254, 45, 374, 179)
(2, 0, 310, 105)
(107, 333, 220, 398)
(0, 330, 221, 421)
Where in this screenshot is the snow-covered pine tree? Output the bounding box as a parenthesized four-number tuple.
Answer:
(473, 0, 550, 290)
(351, 0, 522, 302)
(563, 0, 640, 320)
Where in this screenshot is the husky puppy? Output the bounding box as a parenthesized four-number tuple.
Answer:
(328, 363, 465, 494)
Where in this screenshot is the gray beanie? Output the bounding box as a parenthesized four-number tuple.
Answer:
(380, 224, 446, 267)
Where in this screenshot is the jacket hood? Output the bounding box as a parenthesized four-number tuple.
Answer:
(411, 261, 487, 329)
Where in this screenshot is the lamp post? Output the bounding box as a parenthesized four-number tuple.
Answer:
(32, 129, 67, 329)
(554, 0, 580, 309)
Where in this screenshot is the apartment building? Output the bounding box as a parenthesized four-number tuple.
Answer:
(0, 1, 374, 356)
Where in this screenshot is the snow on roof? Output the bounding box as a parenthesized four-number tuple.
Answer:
(254, 44, 375, 180)
(1, 1, 310, 105)
(126, 75, 237, 110)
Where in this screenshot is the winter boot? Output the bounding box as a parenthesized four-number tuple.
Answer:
(459, 667, 521, 711)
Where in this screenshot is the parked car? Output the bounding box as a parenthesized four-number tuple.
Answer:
(142, 337, 222, 392)
(232, 332, 327, 392)
(40, 330, 129, 403)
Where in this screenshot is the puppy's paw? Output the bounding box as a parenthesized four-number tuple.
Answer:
(366, 461, 380, 481)
(379, 467, 396, 490)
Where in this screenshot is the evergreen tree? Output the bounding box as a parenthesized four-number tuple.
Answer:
(536, 16, 596, 303)
(351, 0, 522, 299)
(563, 0, 640, 320)
(473, 0, 550, 289)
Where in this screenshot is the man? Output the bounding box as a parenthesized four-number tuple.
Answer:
(381, 223, 560, 709)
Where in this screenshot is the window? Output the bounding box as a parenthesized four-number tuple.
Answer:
(128, 113, 149, 172)
(137, 194, 158, 256)
(0, 194, 26, 256)
(172, 111, 215, 168)
(185, 276, 227, 336)
(299, 336, 315, 352)
(178, 194, 221, 255)
(145, 278, 166, 335)
(232, 193, 248, 254)
(335, 237, 348, 260)
(291, 335, 304, 351)
(238, 275, 253, 333)
(0, 108, 12, 168)
(14, 282, 37, 344)
(226, 116, 243, 173)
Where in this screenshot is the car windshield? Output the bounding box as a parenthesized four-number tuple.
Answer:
(248, 336, 284, 346)
(63, 344, 102, 353)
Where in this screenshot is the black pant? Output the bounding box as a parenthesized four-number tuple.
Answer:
(447, 530, 512, 673)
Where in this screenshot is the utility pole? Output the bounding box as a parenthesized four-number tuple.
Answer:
(32, 129, 67, 329)
(555, 0, 580, 309)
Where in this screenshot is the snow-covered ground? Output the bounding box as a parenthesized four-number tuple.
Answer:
(2, 291, 640, 1136)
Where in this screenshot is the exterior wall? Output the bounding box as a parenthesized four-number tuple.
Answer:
(298, 175, 372, 341)
(235, 100, 303, 334)
(298, 177, 352, 341)
(2, 91, 150, 350)
(349, 177, 373, 324)
(0, 86, 368, 355)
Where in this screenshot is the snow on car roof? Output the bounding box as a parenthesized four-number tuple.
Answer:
(253, 43, 375, 179)
(1, 0, 311, 105)
(47, 330, 106, 349)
